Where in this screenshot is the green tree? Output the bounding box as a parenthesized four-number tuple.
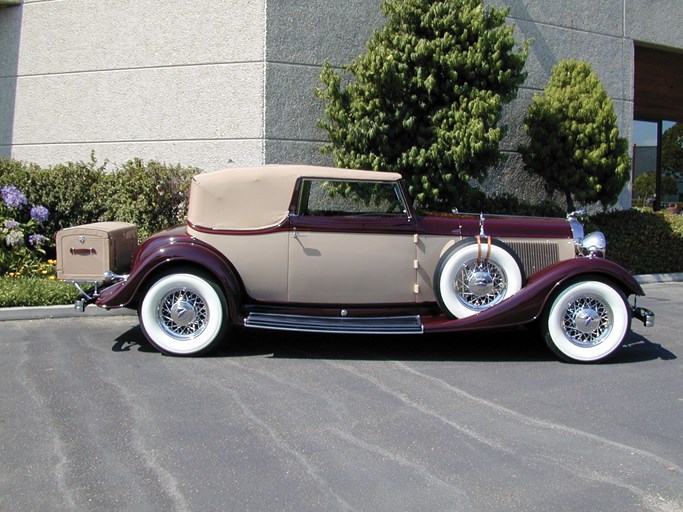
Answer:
(520, 60, 630, 212)
(316, 0, 528, 209)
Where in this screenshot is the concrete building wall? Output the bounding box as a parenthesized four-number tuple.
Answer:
(261, 0, 683, 208)
(263, 0, 383, 165)
(483, 0, 635, 203)
(2, 0, 683, 208)
(0, 0, 383, 171)
(1, 0, 268, 171)
(481, 0, 682, 206)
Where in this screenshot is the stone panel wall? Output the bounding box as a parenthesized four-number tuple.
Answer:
(1, 0, 267, 170)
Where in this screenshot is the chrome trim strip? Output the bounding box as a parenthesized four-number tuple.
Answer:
(244, 313, 424, 334)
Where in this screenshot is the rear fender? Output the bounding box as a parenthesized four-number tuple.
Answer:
(96, 239, 244, 324)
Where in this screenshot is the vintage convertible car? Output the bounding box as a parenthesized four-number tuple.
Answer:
(56, 165, 654, 362)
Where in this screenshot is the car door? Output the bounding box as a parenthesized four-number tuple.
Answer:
(287, 178, 418, 304)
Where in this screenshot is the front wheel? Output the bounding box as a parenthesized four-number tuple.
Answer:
(139, 271, 228, 356)
(542, 280, 630, 363)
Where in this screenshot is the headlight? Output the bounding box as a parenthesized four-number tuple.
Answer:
(566, 211, 606, 257)
(580, 231, 607, 258)
(567, 210, 585, 242)
(568, 217, 584, 245)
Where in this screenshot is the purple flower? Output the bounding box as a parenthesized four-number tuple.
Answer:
(30, 205, 49, 223)
(3, 220, 20, 230)
(29, 233, 47, 247)
(1, 186, 28, 209)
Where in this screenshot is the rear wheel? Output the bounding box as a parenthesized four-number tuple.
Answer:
(542, 280, 630, 363)
(139, 271, 228, 356)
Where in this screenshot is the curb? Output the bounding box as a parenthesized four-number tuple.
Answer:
(0, 304, 136, 322)
(1, 274, 681, 322)
(636, 272, 683, 284)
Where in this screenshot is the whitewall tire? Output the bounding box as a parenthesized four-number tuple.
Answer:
(542, 280, 630, 363)
(435, 238, 524, 318)
(139, 271, 228, 356)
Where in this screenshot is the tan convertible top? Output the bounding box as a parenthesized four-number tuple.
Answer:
(186, 164, 403, 231)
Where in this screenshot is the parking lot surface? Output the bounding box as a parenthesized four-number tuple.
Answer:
(1, 283, 681, 511)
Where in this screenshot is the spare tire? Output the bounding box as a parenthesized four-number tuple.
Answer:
(434, 237, 524, 318)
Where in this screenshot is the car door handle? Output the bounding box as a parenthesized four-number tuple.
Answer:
(291, 230, 307, 238)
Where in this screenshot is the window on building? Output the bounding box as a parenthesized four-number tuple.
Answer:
(632, 120, 683, 207)
(634, 45, 683, 210)
(661, 122, 683, 204)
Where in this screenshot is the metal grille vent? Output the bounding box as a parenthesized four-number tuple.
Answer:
(505, 241, 560, 278)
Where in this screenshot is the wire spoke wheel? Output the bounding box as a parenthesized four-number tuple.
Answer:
(543, 280, 629, 363)
(140, 271, 228, 356)
(561, 294, 613, 347)
(435, 238, 523, 318)
(158, 288, 209, 340)
(455, 259, 508, 311)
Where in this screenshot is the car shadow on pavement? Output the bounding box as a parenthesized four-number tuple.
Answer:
(110, 325, 676, 364)
(610, 332, 677, 363)
(249, 328, 556, 363)
(111, 326, 157, 354)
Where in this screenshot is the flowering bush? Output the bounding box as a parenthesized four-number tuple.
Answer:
(0, 185, 53, 276)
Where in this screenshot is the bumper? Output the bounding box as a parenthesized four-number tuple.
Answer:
(633, 306, 655, 327)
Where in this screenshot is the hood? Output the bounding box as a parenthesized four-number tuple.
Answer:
(418, 211, 573, 239)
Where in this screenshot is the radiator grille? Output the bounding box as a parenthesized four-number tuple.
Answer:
(505, 241, 560, 278)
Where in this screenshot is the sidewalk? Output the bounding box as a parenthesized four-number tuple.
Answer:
(1, 273, 681, 322)
(633, 272, 683, 284)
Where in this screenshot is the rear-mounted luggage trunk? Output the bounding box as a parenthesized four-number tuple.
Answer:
(56, 222, 138, 282)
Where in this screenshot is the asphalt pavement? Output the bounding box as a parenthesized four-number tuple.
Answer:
(0, 282, 681, 511)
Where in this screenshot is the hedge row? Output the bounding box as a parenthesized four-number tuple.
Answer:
(2, 156, 682, 275)
(586, 209, 683, 275)
(0, 156, 198, 241)
(0, 276, 79, 307)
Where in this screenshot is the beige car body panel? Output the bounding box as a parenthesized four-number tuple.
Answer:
(288, 231, 417, 304)
(191, 228, 577, 307)
(189, 227, 420, 304)
(185, 165, 578, 306)
(187, 227, 290, 302)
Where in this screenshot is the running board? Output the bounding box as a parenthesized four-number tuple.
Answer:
(244, 313, 424, 334)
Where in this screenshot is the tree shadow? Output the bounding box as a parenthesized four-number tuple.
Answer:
(111, 324, 675, 364)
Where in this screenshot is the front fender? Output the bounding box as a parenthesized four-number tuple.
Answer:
(529, 256, 643, 295)
(424, 257, 643, 333)
(96, 237, 244, 323)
